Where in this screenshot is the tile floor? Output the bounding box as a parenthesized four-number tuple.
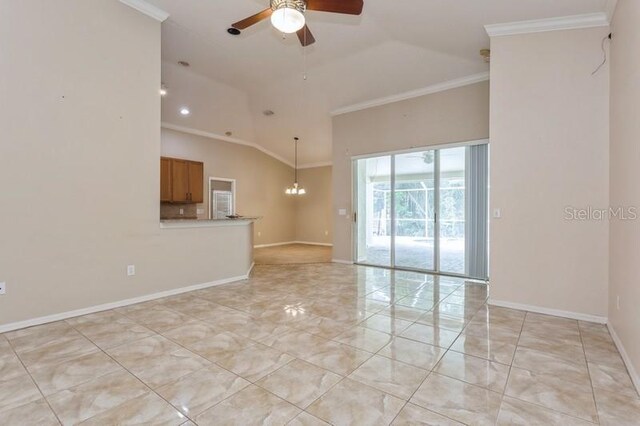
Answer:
(254, 244, 332, 265)
(0, 263, 638, 425)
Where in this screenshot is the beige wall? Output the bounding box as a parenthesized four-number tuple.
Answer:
(331, 81, 490, 261)
(609, 0, 640, 385)
(296, 166, 333, 245)
(161, 128, 297, 246)
(0, 0, 253, 327)
(489, 27, 610, 318)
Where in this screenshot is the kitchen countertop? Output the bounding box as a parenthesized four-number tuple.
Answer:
(160, 217, 261, 229)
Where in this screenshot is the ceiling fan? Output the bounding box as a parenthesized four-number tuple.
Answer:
(231, 0, 364, 47)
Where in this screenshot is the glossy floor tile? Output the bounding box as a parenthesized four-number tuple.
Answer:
(348, 354, 429, 399)
(434, 350, 510, 392)
(256, 359, 342, 408)
(0, 263, 637, 425)
(307, 378, 405, 425)
(195, 385, 301, 425)
(411, 373, 503, 425)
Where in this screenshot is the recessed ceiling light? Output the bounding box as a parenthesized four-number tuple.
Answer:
(227, 28, 241, 36)
(178, 61, 190, 67)
(180, 107, 190, 116)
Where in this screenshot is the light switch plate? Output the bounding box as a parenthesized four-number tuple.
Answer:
(0, 282, 5, 295)
(127, 265, 136, 276)
(493, 208, 502, 219)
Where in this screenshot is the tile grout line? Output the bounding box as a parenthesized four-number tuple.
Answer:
(283, 275, 463, 424)
(148, 311, 333, 423)
(502, 314, 604, 425)
(9, 267, 624, 425)
(3, 337, 65, 425)
(386, 281, 483, 425)
(65, 321, 199, 424)
(578, 321, 602, 425)
(495, 306, 527, 425)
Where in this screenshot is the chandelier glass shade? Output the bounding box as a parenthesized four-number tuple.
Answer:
(286, 137, 306, 195)
(270, 0, 306, 34)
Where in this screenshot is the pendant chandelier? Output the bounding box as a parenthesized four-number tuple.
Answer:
(285, 137, 306, 195)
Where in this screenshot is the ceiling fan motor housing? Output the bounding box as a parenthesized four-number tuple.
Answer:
(271, 0, 307, 13)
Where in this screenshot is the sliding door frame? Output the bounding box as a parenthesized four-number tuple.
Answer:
(352, 139, 489, 280)
(390, 156, 397, 268)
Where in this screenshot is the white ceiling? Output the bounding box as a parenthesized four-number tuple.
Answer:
(149, 0, 609, 166)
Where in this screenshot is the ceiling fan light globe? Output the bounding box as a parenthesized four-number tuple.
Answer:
(271, 7, 305, 33)
(298, 188, 306, 195)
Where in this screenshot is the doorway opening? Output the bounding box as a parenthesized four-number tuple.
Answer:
(208, 177, 236, 219)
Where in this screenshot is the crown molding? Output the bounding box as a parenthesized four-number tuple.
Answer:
(330, 72, 490, 117)
(119, 0, 169, 22)
(485, 13, 609, 37)
(161, 122, 299, 168)
(298, 161, 333, 170)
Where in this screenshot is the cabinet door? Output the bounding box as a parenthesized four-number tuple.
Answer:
(160, 158, 172, 202)
(171, 159, 190, 202)
(188, 161, 204, 203)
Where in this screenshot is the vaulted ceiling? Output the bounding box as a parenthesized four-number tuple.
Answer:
(149, 0, 610, 166)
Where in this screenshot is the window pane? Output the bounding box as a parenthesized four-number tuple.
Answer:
(394, 151, 435, 270)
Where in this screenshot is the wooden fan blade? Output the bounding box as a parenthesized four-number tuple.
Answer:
(297, 25, 316, 46)
(232, 8, 273, 30)
(306, 0, 364, 15)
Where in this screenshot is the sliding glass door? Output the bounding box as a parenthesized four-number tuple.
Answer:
(356, 156, 392, 267)
(394, 151, 436, 271)
(354, 143, 488, 279)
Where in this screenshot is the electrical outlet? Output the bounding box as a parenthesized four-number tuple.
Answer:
(127, 265, 136, 276)
(493, 208, 502, 219)
(0, 282, 5, 295)
(179, 208, 184, 215)
(197, 208, 204, 215)
(617, 295, 620, 310)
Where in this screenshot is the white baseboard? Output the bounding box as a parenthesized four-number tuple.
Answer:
(253, 241, 295, 248)
(488, 298, 608, 324)
(0, 266, 254, 334)
(332, 259, 354, 265)
(608, 324, 640, 395)
(247, 262, 255, 276)
(293, 241, 333, 247)
(254, 241, 333, 248)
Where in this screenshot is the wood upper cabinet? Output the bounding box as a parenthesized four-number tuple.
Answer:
(188, 161, 204, 203)
(160, 158, 172, 202)
(170, 159, 190, 202)
(161, 157, 204, 203)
